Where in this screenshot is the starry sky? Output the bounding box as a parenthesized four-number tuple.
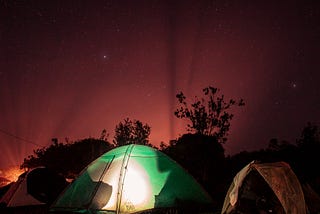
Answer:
(1, 0, 320, 170)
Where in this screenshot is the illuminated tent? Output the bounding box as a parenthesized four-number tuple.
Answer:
(50, 144, 213, 213)
(221, 161, 306, 214)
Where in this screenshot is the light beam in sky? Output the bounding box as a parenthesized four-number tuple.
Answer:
(1, 0, 320, 170)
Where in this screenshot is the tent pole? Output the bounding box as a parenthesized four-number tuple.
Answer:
(116, 144, 135, 214)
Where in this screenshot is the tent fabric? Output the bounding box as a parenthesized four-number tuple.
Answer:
(0, 167, 68, 208)
(302, 183, 320, 213)
(26, 167, 69, 204)
(0, 171, 44, 207)
(221, 161, 306, 214)
(50, 144, 213, 213)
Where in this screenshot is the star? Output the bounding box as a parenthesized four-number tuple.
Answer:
(102, 54, 110, 60)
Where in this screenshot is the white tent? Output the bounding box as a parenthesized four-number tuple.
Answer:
(0, 167, 67, 208)
(0, 170, 44, 207)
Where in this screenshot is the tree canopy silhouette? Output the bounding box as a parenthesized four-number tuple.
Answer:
(113, 118, 151, 146)
(161, 133, 226, 206)
(21, 137, 113, 178)
(297, 122, 319, 147)
(296, 122, 320, 191)
(175, 86, 244, 144)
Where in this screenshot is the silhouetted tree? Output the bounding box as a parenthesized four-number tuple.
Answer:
(159, 85, 244, 207)
(297, 122, 320, 147)
(113, 118, 151, 146)
(175, 86, 244, 144)
(162, 133, 226, 206)
(100, 129, 108, 141)
(21, 138, 113, 178)
(296, 123, 320, 193)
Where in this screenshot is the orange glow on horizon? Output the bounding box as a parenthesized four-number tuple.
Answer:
(0, 166, 25, 187)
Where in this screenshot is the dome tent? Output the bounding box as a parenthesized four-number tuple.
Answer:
(221, 161, 306, 214)
(0, 167, 67, 207)
(50, 144, 213, 213)
(0, 170, 44, 207)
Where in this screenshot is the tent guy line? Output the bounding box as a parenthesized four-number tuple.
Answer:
(0, 128, 43, 147)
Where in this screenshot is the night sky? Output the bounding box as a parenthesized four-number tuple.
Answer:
(1, 0, 320, 170)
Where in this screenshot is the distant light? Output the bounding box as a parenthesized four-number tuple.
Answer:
(1, 166, 24, 185)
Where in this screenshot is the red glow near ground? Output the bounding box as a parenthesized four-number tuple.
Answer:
(0, 166, 24, 187)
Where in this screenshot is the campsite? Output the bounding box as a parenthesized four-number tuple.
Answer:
(0, 83, 319, 214)
(1, 139, 320, 214)
(1, 0, 320, 213)
(0, 90, 320, 213)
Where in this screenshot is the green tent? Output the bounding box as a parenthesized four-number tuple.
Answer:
(50, 144, 213, 213)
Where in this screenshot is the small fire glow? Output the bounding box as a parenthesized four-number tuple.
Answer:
(0, 165, 25, 187)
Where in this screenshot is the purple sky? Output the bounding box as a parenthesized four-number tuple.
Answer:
(1, 0, 320, 169)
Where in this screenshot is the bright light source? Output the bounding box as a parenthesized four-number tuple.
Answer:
(98, 159, 152, 212)
(121, 164, 151, 206)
